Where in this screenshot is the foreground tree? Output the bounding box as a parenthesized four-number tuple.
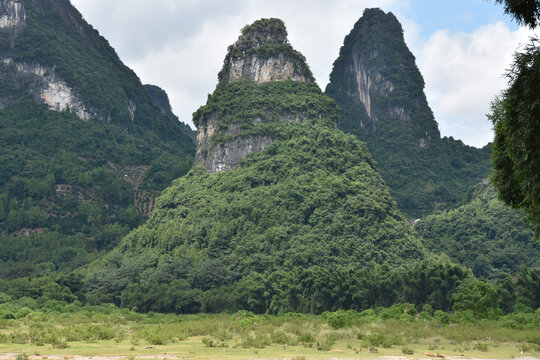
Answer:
(490, 0, 540, 236)
(495, 0, 540, 28)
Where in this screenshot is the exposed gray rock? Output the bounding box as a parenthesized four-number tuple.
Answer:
(0, 0, 25, 29)
(219, 18, 314, 84)
(228, 53, 311, 84)
(200, 135, 275, 173)
(195, 18, 318, 173)
(2, 58, 93, 120)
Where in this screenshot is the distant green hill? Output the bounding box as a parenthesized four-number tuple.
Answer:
(417, 183, 539, 279)
(0, 0, 195, 277)
(325, 8, 492, 218)
(83, 18, 426, 313)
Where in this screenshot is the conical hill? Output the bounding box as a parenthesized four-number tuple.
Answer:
(86, 18, 427, 313)
(326, 8, 492, 218)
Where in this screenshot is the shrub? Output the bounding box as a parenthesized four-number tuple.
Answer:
(16, 354, 29, 360)
(325, 310, 357, 329)
(402, 346, 414, 355)
(473, 342, 489, 352)
(434, 310, 451, 324)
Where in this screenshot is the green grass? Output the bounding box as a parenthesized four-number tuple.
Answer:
(0, 311, 539, 359)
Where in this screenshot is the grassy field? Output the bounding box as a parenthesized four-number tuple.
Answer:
(0, 310, 539, 360)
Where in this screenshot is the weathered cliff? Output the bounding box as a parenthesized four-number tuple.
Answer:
(218, 18, 313, 84)
(326, 8, 492, 217)
(195, 18, 327, 173)
(2, 58, 92, 119)
(326, 8, 439, 145)
(0, 0, 25, 29)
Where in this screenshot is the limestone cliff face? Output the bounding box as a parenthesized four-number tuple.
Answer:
(2, 58, 92, 120)
(219, 18, 313, 84)
(326, 8, 439, 144)
(349, 51, 398, 121)
(195, 18, 320, 173)
(0, 0, 25, 29)
(228, 54, 310, 83)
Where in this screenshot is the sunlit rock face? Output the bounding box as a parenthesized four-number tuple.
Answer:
(326, 8, 439, 143)
(0, 0, 25, 29)
(220, 18, 313, 85)
(3, 58, 92, 120)
(195, 18, 320, 173)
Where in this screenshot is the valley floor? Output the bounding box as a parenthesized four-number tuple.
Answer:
(1, 311, 539, 360)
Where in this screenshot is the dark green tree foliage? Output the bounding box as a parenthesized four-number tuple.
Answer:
(193, 79, 338, 129)
(0, 102, 187, 274)
(452, 278, 500, 318)
(122, 121, 424, 266)
(325, 9, 492, 218)
(85, 250, 469, 314)
(490, 40, 540, 236)
(495, 0, 540, 28)
(417, 183, 539, 278)
(144, 84, 196, 139)
(85, 74, 428, 311)
(0, 0, 195, 277)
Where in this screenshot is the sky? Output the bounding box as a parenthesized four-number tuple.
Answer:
(70, 0, 537, 148)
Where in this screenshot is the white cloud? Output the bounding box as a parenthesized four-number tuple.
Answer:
(418, 22, 535, 147)
(71, 0, 398, 126)
(70, 1, 535, 148)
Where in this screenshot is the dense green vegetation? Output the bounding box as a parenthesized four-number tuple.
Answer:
(1, 262, 538, 317)
(418, 184, 539, 278)
(86, 115, 429, 312)
(490, 39, 540, 236)
(144, 84, 196, 139)
(326, 8, 492, 218)
(0, 102, 193, 276)
(0, 299, 539, 359)
(0, 4, 537, 346)
(0, 0, 195, 280)
(78, 60, 434, 313)
(194, 79, 338, 129)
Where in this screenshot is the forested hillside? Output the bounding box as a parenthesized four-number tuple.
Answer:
(0, 0, 195, 278)
(417, 183, 539, 279)
(81, 18, 428, 313)
(0, 2, 537, 323)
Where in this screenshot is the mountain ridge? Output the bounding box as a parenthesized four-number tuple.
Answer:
(326, 8, 492, 218)
(83, 17, 428, 313)
(0, 0, 195, 278)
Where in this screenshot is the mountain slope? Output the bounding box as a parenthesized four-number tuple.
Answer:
(325, 8, 492, 218)
(0, 0, 195, 277)
(417, 182, 539, 278)
(84, 18, 427, 313)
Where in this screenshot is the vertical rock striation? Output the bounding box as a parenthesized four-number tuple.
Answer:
(326, 8, 491, 217)
(0, 0, 25, 29)
(195, 18, 326, 173)
(326, 8, 438, 141)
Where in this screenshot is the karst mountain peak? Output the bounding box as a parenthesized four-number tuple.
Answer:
(194, 18, 334, 173)
(218, 18, 314, 84)
(326, 8, 492, 217)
